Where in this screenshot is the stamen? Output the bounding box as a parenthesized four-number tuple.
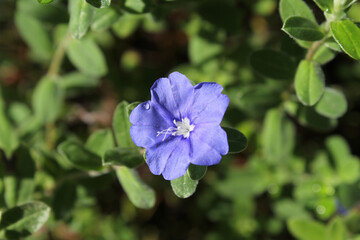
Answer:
(157, 117, 195, 141)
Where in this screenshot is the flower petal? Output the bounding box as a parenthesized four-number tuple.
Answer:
(190, 124, 229, 165)
(145, 137, 181, 176)
(130, 125, 159, 148)
(191, 94, 229, 125)
(129, 101, 172, 128)
(161, 139, 191, 180)
(151, 72, 194, 119)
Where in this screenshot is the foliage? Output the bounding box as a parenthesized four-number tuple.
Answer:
(0, 0, 359, 239)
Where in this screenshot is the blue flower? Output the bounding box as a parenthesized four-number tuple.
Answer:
(129, 72, 229, 180)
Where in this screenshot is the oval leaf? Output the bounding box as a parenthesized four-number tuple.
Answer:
(250, 49, 296, 79)
(0, 201, 50, 239)
(187, 164, 207, 181)
(113, 101, 134, 148)
(283, 16, 324, 41)
(222, 127, 247, 154)
(69, 0, 95, 39)
(58, 140, 103, 171)
(170, 172, 198, 198)
(85, 129, 115, 157)
(66, 38, 108, 77)
(116, 167, 155, 209)
(103, 148, 144, 168)
(295, 60, 325, 106)
(326, 218, 347, 240)
(287, 219, 327, 240)
(315, 88, 347, 119)
(280, 0, 317, 23)
(32, 77, 63, 124)
(91, 7, 118, 31)
(313, 0, 334, 12)
(330, 20, 360, 60)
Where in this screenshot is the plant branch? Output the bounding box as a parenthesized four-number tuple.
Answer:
(46, 32, 71, 78)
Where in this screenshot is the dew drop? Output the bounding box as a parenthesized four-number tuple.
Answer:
(144, 102, 150, 110)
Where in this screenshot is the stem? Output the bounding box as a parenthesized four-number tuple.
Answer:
(46, 32, 71, 78)
(305, 19, 332, 61)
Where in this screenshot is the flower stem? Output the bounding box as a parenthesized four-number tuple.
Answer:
(46, 32, 71, 78)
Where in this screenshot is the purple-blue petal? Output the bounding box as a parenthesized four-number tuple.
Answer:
(191, 94, 229, 125)
(189, 123, 228, 165)
(161, 139, 191, 180)
(150, 72, 194, 119)
(129, 101, 172, 128)
(130, 125, 159, 148)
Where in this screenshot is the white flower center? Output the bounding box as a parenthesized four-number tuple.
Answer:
(157, 117, 195, 140)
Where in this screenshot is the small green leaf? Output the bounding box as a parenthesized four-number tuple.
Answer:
(326, 218, 347, 240)
(187, 164, 207, 181)
(312, 0, 333, 11)
(189, 35, 222, 65)
(287, 219, 327, 240)
(249, 49, 296, 79)
(330, 20, 360, 60)
(112, 14, 141, 38)
(222, 127, 247, 154)
(113, 101, 134, 148)
(15, 12, 52, 61)
(170, 172, 198, 198)
(0, 201, 50, 239)
(313, 45, 336, 64)
(58, 140, 103, 171)
(58, 72, 99, 90)
(37, 0, 54, 4)
(280, 0, 316, 23)
(53, 182, 77, 220)
(262, 109, 295, 162)
(315, 88, 347, 119)
(86, 0, 111, 8)
(69, 0, 95, 39)
(91, 7, 118, 31)
(66, 38, 108, 77)
(116, 167, 155, 209)
(103, 148, 144, 168)
(283, 16, 324, 41)
(124, 0, 148, 13)
(295, 60, 325, 106)
(32, 77, 63, 124)
(0, 110, 19, 159)
(85, 129, 115, 157)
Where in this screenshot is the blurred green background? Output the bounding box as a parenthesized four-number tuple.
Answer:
(0, 0, 360, 239)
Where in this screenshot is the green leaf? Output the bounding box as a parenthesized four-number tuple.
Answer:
(58, 140, 103, 171)
(295, 60, 325, 106)
(66, 38, 108, 77)
(91, 7, 118, 31)
(0, 201, 50, 239)
(249, 49, 296, 79)
(113, 101, 134, 148)
(279, 0, 316, 23)
(69, 0, 95, 39)
(312, 0, 333, 11)
(187, 164, 207, 181)
(14, 12, 52, 61)
(262, 109, 295, 162)
(326, 218, 347, 240)
(170, 172, 198, 198)
(116, 167, 155, 209)
(315, 88, 347, 119)
(86, 0, 111, 8)
(112, 14, 141, 38)
(85, 129, 115, 157)
(274, 199, 311, 220)
(283, 16, 324, 41)
(0, 110, 19, 159)
(330, 20, 360, 60)
(103, 148, 143, 168)
(285, 101, 337, 131)
(313, 45, 336, 64)
(4, 176, 17, 208)
(32, 77, 63, 124)
(37, 0, 53, 4)
(189, 35, 222, 65)
(58, 72, 99, 90)
(222, 127, 247, 154)
(124, 0, 148, 13)
(287, 219, 327, 240)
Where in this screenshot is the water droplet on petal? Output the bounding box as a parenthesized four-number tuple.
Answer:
(144, 102, 150, 110)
